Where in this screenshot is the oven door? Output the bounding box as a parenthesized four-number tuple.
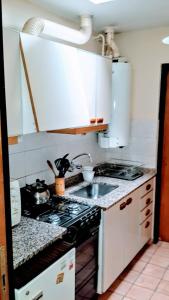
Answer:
(75, 227, 99, 300)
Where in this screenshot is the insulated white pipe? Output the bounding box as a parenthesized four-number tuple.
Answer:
(22, 15, 92, 45)
(94, 33, 105, 56)
(104, 26, 120, 58)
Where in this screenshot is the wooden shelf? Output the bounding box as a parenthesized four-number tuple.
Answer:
(47, 124, 108, 135)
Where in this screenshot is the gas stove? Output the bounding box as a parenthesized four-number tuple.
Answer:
(22, 196, 99, 228)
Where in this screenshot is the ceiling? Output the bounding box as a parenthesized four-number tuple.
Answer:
(29, 0, 169, 33)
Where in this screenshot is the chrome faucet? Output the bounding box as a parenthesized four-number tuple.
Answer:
(69, 153, 92, 171)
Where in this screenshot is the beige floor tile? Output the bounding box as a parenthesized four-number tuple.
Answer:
(135, 274, 160, 290)
(145, 245, 158, 255)
(151, 292, 169, 300)
(160, 242, 169, 249)
(107, 293, 123, 300)
(163, 270, 169, 281)
(140, 253, 152, 263)
(142, 263, 166, 279)
(150, 255, 169, 268)
(157, 280, 169, 296)
(123, 298, 133, 300)
(156, 248, 169, 258)
(120, 270, 140, 283)
(127, 285, 153, 300)
(109, 280, 132, 296)
(131, 260, 147, 272)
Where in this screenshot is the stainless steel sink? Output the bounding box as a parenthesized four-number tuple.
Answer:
(70, 183, 118, 200)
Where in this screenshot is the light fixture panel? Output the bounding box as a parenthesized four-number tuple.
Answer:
(89, 0, 113, 4)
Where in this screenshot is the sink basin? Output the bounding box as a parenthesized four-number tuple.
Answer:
(70, 183, 118, 200)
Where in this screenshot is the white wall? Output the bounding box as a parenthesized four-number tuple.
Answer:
(3, 0, 107, 187)
(106, 27, 169, 167)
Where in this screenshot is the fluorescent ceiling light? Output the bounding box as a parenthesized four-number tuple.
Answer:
(89, 0, 113, 4)
(162, 36, 169, 45)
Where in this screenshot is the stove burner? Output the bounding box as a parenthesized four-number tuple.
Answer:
(67, 203, 81, 212)
(48, 214, 60, 224)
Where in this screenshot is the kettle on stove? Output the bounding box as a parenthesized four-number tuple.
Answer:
(22, 179, 50, 206)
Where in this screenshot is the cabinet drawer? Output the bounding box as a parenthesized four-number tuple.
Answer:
(140, 191, 153, 211)
(140, 179, 154, 198)
(140, 202, 153, 224)
(140, 215, 152, 247)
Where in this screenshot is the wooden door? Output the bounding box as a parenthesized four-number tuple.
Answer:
(160, 72, 169, 241)
(0, 127, 9, 300)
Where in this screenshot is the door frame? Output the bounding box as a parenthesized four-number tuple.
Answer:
(0, 0, 14, 298)
(154, 63, 169, 243)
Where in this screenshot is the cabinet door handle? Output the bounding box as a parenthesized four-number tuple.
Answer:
(120, 202, 126, 210)
(146, 184, 152, 191)
(90, 118, 96, 124)
(145, 221, 150, 228)
(146, 198, 151, 205)
(126, 197, 132, 205)
(97, 118, 104, 124)
(145, 209, 151, 217)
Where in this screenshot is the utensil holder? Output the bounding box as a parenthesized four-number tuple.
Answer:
(55, 177, 65, 196)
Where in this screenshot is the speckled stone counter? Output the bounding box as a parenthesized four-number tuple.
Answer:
(64, 168, 156, 210)
(12, 217, 66, 269)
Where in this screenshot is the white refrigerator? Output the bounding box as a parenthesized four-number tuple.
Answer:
(15, 248, 75, 300)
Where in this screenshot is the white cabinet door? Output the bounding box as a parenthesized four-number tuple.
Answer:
(124, 191, 140, 266)
(96, 56, 112, 124)
(20, 33, 90, 132)
(77, 50, 96, 122)
(100, 199, 126, 293)
(3, 28, 22, 137)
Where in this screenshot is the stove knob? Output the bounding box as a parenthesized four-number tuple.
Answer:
(80, 222, 84, 227)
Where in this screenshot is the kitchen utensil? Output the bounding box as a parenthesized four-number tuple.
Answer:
(54, 154, 70, 177)
(47, 160, 57, 177)
(23, 179, 50, 205)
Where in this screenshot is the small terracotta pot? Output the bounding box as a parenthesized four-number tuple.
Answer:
(55, 177, 65, 196)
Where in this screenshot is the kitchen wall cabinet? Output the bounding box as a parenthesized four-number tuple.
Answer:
(3, 28, 22, 138)
(98, 177, 155, 294)
(20, 33, 112, 132)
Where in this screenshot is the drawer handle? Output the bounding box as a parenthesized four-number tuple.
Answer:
(90, 118, 96, 124)
(146, 198, 151, 205)
(126, 197, 132, 205)
(145, 221, 150, 228)
(145, 209, 151, 217)
(97, 118, 104, 124)
(146, 184, 152, 191)
(120, 202, 126, 210)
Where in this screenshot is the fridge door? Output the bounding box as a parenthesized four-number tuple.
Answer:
(15, 248, 75, 300)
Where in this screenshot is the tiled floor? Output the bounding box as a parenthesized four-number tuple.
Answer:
(99, 241, 169, 300)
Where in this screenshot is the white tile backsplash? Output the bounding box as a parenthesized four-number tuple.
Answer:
(9, 119, 158, 188)
(106, 119, 158, 168)
(9, 132, 108, 187)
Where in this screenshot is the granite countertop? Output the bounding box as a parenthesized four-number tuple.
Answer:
(12, 217, 66, 269)
(64, 168, 156, 210)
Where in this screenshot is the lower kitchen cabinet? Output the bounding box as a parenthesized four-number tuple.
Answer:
(97, 177, 155, 294)
(124, 190, 140, 265)
(98, 201, 125, 293)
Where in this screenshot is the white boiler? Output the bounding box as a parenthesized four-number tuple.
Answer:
(98, 62, 131, 148)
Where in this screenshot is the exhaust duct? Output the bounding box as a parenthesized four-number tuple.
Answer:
(22, 15, 92, 45)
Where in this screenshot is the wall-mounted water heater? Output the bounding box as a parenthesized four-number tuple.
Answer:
(98, 61, 131, 148)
